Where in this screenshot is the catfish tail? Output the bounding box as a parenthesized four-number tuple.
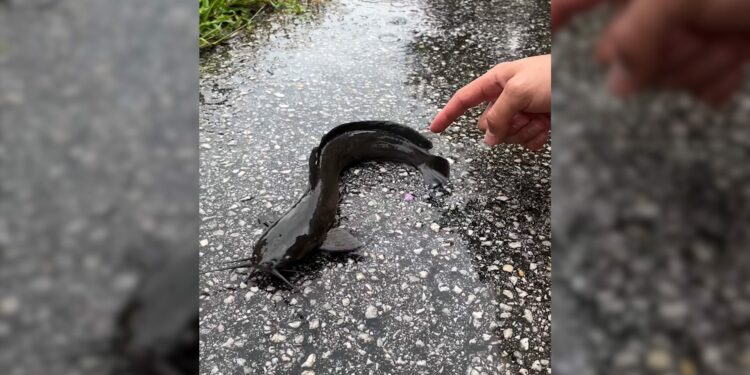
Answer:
(419, 155, 450, 187)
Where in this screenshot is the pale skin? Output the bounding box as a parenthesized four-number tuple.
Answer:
(430, 54, 551, 151)
(430, 0, 750, 151)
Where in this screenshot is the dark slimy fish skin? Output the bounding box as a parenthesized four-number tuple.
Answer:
(219, 121, 450, 285)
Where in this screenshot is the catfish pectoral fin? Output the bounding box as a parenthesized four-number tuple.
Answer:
(320, 227, 363, 252)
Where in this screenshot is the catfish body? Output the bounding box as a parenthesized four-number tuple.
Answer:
(228, 121, 450, 283)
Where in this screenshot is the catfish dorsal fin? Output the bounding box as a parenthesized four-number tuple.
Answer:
(309, 121, 435, 189)
(319, 121, 433, 151)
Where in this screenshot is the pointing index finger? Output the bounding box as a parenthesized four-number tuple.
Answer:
(429, 69, 505, 133)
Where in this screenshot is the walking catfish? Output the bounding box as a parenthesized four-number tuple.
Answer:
(209, 121, 450, 286)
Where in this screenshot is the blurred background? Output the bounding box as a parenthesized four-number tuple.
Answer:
(0, 0, 198, 374)
(553, 4, 750, 375)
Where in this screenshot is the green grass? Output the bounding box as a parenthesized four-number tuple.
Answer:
(199, 0, 310, 49)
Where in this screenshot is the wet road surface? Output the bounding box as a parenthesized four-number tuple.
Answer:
(199, 0, 551, 374)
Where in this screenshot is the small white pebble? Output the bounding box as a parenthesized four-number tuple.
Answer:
(309, 319, 320, 329)
(419, 271, 428, 279)
(509, 242, 522, 249)
(365, 305, 378, 319)
(270, 334, 286, 343)
(288, 321, 301, 328)
(503, 328, 513, 339)
(502, 264, 514, 272)
(524, 309, 533, 323)
(301, 353, 316, 367)
(342, 298, 351, 307)
(520, 338, 529, 351)
(430, 223, 440, 232)
(223, 296, 235, 304)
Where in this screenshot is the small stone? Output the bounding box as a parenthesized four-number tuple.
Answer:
(472, 311, 483, 319)
(413, 248, 423, 255)
(502, 264, 514, 272)
(503, 328, 513, 339)
(358, 332, 372, 342)
(531, 360, 542, 371)
(223, 295, 235, 304)
(487, 265, 499, 271)
(509, 242, 521, 249)
(289, 321, 301, 328)
(419, 271, 428, 279)
(524, 309, 533, 323)
(294, 335, 304, 344)
(529, 263, 538, 270)
(309, 319, 320, 329)
(356, 273, 365, 281)
(502, 290, 514, 299)
(365, 305, 378, 319)
(518, 269, 525, 277)
(452, 286, 463, 294)
(270, 334, 286, 343)
(342, 298, 351, 307)
(302, 354, 316, 368)
(236, 358, 246, 366)
(199, 239, 208, 247)
(646, 349, 671, 370)
(430, 223, 440, 233)
(520, 337, 529, 350)
(0, 297, 20, 316)
(301, 371, 315, 375)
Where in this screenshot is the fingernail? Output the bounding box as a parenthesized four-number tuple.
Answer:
(608, 62, 636, 97)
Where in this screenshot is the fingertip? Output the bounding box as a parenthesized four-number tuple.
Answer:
(484, 132, 499, 146)
(429, 118, 446, 133)
(607, 62, 637, 97)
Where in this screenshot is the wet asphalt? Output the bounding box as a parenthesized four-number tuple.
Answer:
(0, 0, 197, 374)
(199, 0, 551, 374)
(553, 8, 750, 375)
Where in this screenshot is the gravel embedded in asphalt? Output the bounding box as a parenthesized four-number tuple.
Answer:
(199, 0, 551, 374)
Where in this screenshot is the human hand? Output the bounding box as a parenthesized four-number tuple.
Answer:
(429, 54, 551, 151)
